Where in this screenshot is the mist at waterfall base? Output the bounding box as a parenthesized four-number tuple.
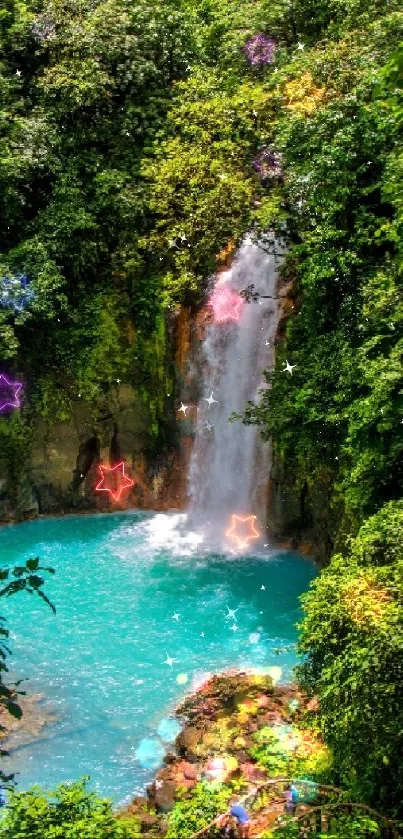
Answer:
(187, 238, 281, 549)
(0, 513, 315, 803)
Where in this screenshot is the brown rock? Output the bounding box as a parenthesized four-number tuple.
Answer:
(155, 781, 177, 813)
(183, 763, 198, 781)
(176, 726, 201, 759)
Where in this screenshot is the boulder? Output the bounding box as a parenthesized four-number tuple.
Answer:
(176, 726, 201, 759)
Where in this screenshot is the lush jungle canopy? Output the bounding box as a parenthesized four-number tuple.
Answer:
(0, 0, 402, 835)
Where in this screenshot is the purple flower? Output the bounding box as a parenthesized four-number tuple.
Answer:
(252, 147, 283, 181)
(244, 34, 276, 66)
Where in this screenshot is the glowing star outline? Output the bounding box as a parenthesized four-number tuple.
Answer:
(283, 360, 296, 375)
(225, 514, 260, 550)
(209, 286, 244, 324)
(204, 391, 218, 408)
(95, 461, 134, 502)
(0, 375, 23, 412)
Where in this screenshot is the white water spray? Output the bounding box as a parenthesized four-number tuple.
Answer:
(187, 237, 281, 548)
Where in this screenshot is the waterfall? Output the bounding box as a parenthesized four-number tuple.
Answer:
(187, 236, 281, 550)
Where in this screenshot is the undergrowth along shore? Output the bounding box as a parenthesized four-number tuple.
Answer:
(2, 671, 400, 838)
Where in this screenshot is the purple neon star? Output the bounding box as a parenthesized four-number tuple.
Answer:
(0, 375, 23, 412)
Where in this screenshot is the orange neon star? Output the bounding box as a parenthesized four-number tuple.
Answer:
(225, 514, 260, 549)
(95, 461, 135, 502)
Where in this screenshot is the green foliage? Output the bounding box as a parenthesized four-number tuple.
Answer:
(298, 502, 403, 812)
(242, 1, 403, 546)
(249, 724, 331, 780)
(261, 811, 382, 839)
(1, 0, 402, 826)
(0, 0, 199, 425)
(0, 778, 141, 838)
(165, 781, 231, 838)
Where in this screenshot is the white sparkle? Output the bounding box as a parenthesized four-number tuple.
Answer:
(204, 421, 214, 432)
(16, 69, 22, 76)
(164, 654, 176, 667)
(172, 613, 180, 622)
(200, 632, 205, 637)
(231, 624, 238, 632)
(225, 606, 239, 620)
(205, 391, 218, 408)
(155, 779, 164, 790)
(297, 42, 305, 50)
(178, 402, 189, 416)
(261, 585, 266, 591)
(283, 360, 296, 375)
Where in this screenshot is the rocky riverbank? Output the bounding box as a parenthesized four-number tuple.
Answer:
(0, 692, 58, 754)
(121, 671, 326, 837)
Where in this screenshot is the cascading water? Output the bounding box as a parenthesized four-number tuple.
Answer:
(187, 236, 281, 549)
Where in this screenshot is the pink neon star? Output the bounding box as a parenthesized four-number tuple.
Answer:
(225, 514, 260, 550)
(209, 286, 244, 323)
(95, 461, 135, 502)
(0, 375, 23, 412)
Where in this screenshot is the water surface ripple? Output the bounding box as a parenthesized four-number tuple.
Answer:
(0, 512, 315, 803)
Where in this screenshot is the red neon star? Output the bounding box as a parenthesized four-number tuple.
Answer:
(225, 514, 260, 550)
(209, 285, 244, 323)
(95, 461, 135, 502)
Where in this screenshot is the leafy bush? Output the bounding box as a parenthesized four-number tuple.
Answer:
(298, 502, 403, 811)
(261, 811, 382, 838)
(0, 779, 141, 839)
(165, 781, 231, 838)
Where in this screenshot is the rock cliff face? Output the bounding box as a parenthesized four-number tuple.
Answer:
(0, 311, 195, 523)
(267, 455, 336, 564)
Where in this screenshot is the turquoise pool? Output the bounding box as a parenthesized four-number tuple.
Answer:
(0, 511, 315, 804)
